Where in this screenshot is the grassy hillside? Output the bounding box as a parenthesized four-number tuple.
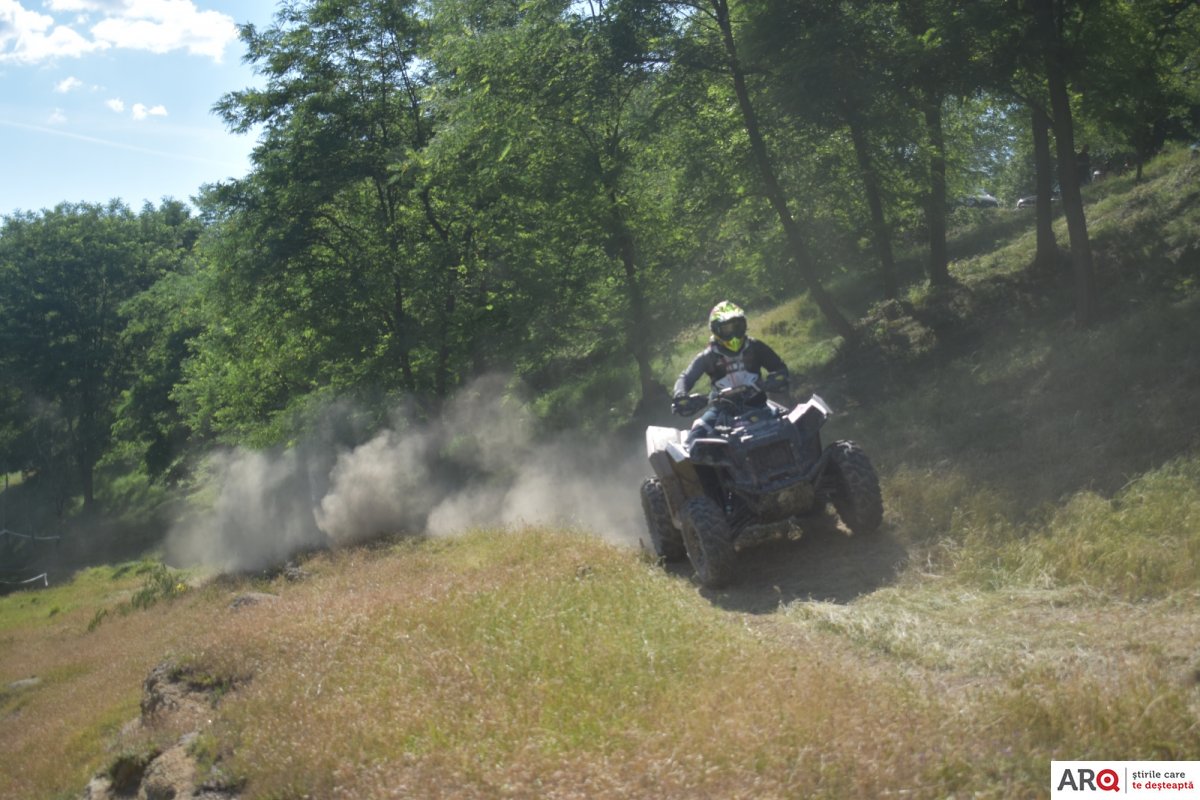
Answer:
(3, 529, 1199, 799)
(2, 147, 1199, 799)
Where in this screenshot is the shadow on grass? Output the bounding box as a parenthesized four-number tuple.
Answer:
(814, 260, 1200, 521)
(663, 514, 908, 614)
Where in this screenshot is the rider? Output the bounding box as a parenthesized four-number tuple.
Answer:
(673, 300, 790, 444)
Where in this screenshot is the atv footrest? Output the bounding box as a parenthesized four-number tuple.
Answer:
(733, 517, 806, 551)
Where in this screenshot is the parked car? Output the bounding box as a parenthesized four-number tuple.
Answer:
(1016, 190, 1059, 209)
(961, 192, 999, 208)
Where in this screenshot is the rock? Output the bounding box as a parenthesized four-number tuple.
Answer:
(229, 592, 278, 610)
(141, 663, 200, 721)
(79, 661, 247, 799)
(81, 776, 113, 800)
(282, 562, 306, 582)
(140, 743, 196, 800)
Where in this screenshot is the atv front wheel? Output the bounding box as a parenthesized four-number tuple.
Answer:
(641, 478, 686, 562)
(828, 440, 884, 535)
(679, 496, 735, 588)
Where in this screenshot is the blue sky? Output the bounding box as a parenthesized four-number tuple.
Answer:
(1, 0, 279, 217)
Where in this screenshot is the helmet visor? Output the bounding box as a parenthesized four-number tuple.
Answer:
(715, 318, 746, 340)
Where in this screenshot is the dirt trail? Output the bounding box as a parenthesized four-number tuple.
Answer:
(669, 516, 909, 614)
(688, 521, 1200, 698)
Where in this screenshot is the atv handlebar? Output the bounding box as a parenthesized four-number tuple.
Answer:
(672, 394, 708, 417)
(674, 372, 787, 418)
(709, 385, 756, 413)
(763, 370, 789, 394)
(673, 385, 759, 417)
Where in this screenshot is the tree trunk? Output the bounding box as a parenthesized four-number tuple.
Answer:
(391, 280, 416, 391)
(710, 0, 857, 344)
(75, 393, 97, 512)
(81, 461, 95, 512)
(1034, 0, 1096, 326)
(847, 119, 897, 300)
(619, 233, 658, 405)
(609, 189, 658, 406)
(435, 288, 456, 401)
(922, 96, 952, 286)
(417, 185, 464, 403)
(1030, 102, 1058, 276)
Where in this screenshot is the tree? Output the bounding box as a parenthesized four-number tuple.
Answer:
(743, 0, 908, 300)
(894, 0, 992, 287)
(676, 0, 858, 343)
(108, 201, 205, 483)
(1074, 0, 1200, 181)
(1031, 0, 1097, 326)
(427, 0, 684, 408)
(202, 0, 480, 434)
(1030, 102, 1059, 275)
(0, 202, 174, 509)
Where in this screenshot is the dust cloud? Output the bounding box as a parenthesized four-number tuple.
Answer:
(165, 375, 653, 572)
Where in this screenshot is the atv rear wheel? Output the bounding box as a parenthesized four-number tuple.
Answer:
(641, 478, 686, 562)
(679, 496, 735, 588)
(828, 440, 884, 535)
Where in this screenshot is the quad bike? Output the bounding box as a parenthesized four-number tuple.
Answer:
(641, 371, 883, 588)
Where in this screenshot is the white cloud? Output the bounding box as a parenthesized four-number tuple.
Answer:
(44, 0, 127, 11)
(91, 0, 238, 62)
(1, 0, 238, 64)
(47, 107, 67, 124)
(106, 97, 168, 120)
(0, 0, 106, 63)
(130, 101, 166, 120)
(54, 74, 83, 92)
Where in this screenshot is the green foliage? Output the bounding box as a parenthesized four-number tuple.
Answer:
(126, 562, 189, 611)
(1073, 1, 1200, 164)
(0, 202, 127, 494)
(3, 0, 1198, 532)
(0, 201, 195, 509)
(114, 267, 203, 482)
(426, 0, 704, 399)
(81, 560, 191, 632)
(197, 0, 472, 436)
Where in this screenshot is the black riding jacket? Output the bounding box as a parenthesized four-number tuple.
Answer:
(673, 337, 788, 400)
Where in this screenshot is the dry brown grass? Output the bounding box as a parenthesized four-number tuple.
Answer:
(6, 527, 1197, 800)
(177, 532, 945, 798)
(0, 565, 224, 798)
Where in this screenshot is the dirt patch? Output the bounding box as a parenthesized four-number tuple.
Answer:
(671, 512, 908, 613)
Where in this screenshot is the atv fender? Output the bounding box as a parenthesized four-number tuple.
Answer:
(646, 425, 689, 467)
(645, 426, 702, 528)
(787, 394, 832, 428)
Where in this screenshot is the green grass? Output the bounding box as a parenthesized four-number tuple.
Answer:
(961, 456, 1200, 598)
(0, 560, 162, 630)
(845, 277, 1200, 599)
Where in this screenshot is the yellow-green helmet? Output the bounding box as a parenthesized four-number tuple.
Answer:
(709, 300, 747, 351)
